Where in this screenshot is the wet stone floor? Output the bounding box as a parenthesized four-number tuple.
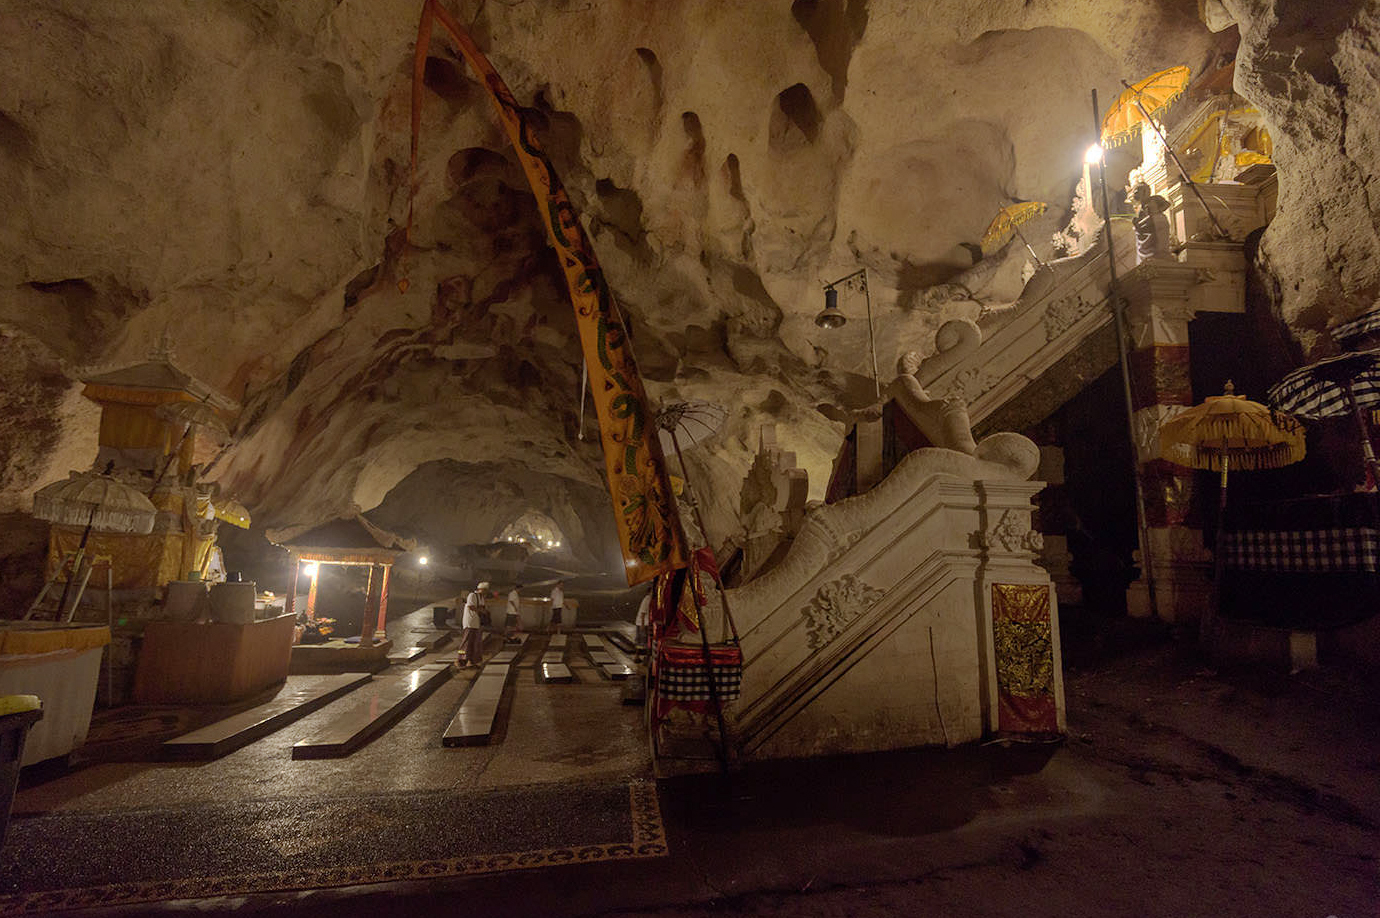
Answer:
(1, 611, 1376, 918)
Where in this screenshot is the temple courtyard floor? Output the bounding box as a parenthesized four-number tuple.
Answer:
(1, 610, 1375, 917)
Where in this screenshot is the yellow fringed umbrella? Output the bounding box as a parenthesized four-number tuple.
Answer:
(981, 201, 1048, 265)
(1101, 65, 1192, 148)
(1159, 381, 1306, 620)
(212, 497, 252, 529)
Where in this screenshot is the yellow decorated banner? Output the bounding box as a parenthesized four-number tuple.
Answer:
(412, 0, 687, 584)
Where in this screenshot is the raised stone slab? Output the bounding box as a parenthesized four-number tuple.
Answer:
(540, 635, 572, 682)
(540, 662, 574, 683)
(604, 631, 638, 654)
(489, 634, 528, 666)
(441, 664, 511, 746)
(291, 663, 451, 759)
(162, 673, 373, 761)
(582, 634, 634, 681)
(387, 646, 427, 664)
(403, 629, 452, 651)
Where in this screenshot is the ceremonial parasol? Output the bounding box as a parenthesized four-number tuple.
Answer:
(981, 201, 1048, 267)
(1268, 348, 1380, 486)
(155, 397, 231, 484)
(32, 465, 158, 618)
(212, 497, 252, 529)
(1160, 382, 1306, 624)
(33, 468, 158, 535)
(655, 400, 728, 457)
(1100, 65, 1191, 148)
(1101, 64, 1230, 239)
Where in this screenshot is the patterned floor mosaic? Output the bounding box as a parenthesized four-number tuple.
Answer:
(0, 781, 666, 914)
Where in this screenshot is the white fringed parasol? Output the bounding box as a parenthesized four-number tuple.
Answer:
(33, 469, 158, 535)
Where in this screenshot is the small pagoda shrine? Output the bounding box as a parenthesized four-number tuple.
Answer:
(271, 516, 412, 673)
(44, 349, 239, 594)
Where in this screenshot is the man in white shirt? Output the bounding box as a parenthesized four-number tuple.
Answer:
(505, 583, 522, 641)
(634, 589, 652, 655)
(458, 582, 487, 667)
(549, 581, 564, 634)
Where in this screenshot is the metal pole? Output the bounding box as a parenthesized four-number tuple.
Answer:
(825, 268, 881, 400)
(669, 426, 731, 776)
(1012, 223, 1047, 269)
(861, 270, 881, 400)
(1093, 88, 1160, 620)
(1124, 85, 1230, 239)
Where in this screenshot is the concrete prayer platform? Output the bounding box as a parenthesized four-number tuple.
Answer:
(290, 663, 452, 759)
(540, 634, 573, 683)
(581, 634, 634, 681)
(441, 663, 512, 746)
(162, 672, 373, 761)
(386, 646, 427, 664)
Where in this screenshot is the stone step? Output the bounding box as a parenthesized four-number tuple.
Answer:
(441, 664, 512, 746)
(489, 634, 528, 666)
(540, 662, 574, 683)
(290, 663, 452, 759)
(582, 633, 634, 680)
(387, 646, 427, 663)
(162, 673, 374, 761)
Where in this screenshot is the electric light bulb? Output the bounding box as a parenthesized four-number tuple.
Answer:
(1084, 143, 1104, 165)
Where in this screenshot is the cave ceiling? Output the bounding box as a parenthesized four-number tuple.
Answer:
(2, 0, 1377, 567)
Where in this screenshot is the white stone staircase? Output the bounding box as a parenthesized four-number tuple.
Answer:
(723, 446, 1061, 760)
(925, 218, 1139, 428)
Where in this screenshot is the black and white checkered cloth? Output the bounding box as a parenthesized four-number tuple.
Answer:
(1223, 527, 1380, 572)
(658, 665, 742, 702)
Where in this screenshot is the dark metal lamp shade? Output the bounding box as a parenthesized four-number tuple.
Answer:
(815, 286, 847, 329)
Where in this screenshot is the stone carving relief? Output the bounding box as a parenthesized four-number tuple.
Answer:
(1043, 293, 1097, 342)
(940, 366, 1000, 404)
(800, 574, 884, 651)
(980, 509, 1043, 554)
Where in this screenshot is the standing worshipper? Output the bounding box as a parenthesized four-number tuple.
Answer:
(458, 582, 487, 668)
(505, 583, 522, 642)
(634, 588, 652, 657)
(1129, 182, 1173, 263)
(549, 580, 565, 635)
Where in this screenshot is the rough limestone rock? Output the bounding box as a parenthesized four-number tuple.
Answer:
(0, 0, 1373, 581)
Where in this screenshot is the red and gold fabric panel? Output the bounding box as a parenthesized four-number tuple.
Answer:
(412, 0, 686, 585)
(991, 582, 1058, 734)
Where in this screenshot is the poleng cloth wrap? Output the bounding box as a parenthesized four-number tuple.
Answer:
(412, 1, 687, 585)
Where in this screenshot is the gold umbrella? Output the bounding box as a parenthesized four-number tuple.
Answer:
(1159, 382, 1306, 623)
(1100, 65, 1191, 148)
(212, 497, 252, 529)
(981, 201, 1048, 265)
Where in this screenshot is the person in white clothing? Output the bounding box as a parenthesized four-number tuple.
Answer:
(634, 589, 652, 655)
(549, 581, 565, 634)
(504, 583, 522, 641)
(458, 582, 487, 667)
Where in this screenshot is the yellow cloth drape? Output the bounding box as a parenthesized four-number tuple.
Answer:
(412, 0, 688, 585)
(0, 625, 111, 655)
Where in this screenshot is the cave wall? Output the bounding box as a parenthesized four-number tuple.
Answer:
(0, 0, 1373, 578)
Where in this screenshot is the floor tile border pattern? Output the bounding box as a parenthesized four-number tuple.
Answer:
(0, 781, 667, 914)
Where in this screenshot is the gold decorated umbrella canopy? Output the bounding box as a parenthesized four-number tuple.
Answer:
(1100, 65, 1191, 148)
(981, 201, 1047, 267)
(1159, 382, 1306, 620)
(1102, 64, 1231, 239)
(212, 497, 252, 529)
